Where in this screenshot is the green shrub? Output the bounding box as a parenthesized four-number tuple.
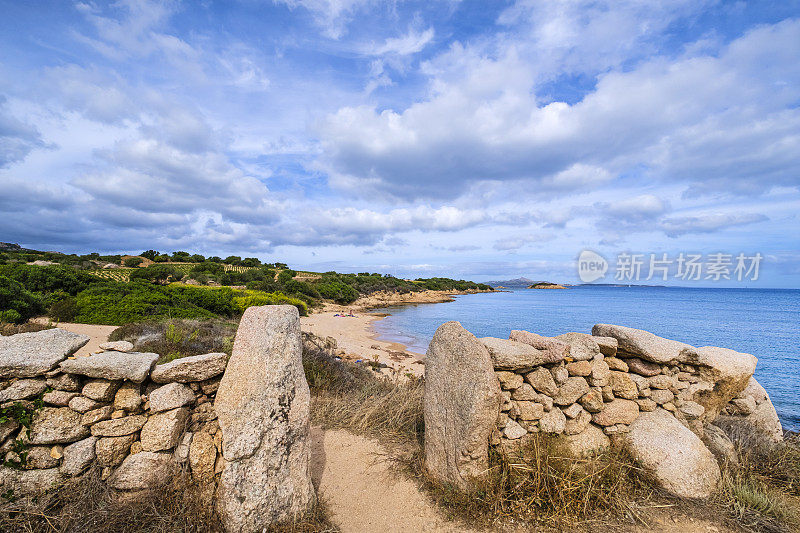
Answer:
(49, 296, 78, 322)
(123, 257, 143, 267)
(0, 264, 101, 295)
(231, 290, 307, 316)
(0, 276, 43, 323)
(316, 280, 359, 304)
(129, 264, 183, 284)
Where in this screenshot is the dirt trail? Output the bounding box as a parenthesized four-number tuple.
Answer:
(311, 426, 476, 533)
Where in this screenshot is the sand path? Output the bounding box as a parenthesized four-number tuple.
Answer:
(32, 319, 118, 356)
(311, 426, 475, 533)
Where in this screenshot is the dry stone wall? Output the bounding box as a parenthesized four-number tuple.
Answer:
(426, 321, 782, 500)
(0, 328, 228, 497)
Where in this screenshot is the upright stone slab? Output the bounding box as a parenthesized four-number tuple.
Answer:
(214, 305, 315, 532)
(425, 321, 502, 490)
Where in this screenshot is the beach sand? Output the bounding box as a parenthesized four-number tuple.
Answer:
(300, 311, 425, 377)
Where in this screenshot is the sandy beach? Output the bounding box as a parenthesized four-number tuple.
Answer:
(300, 311, 425, 377)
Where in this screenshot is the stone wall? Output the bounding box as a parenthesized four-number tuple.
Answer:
(0, 328, 227, 497)
(425, 321, 783, 500)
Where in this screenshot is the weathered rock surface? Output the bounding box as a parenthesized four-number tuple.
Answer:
(148, 382, 194, 412)
(0, 378, 47, 402)
(703, 424, 738, 465)
(594, 336, 618, 357)
(113, 381, 142, 411)
(425, 322, 502, 490)
(552, 377, 590, 406)
(140, 407, 188, 451)
(625, 357, 662, 377)
(189, 430, 217, 482)
(68, 396, 103, 413)
(592, 399, 639, 426)
(715, 377, 783, 446)
(46, 373, 80, 392)
(524, 367, 558, 396)
(0, 329, 89, 378)
(592, 324, 696, 364)
(98, 340, 134, 352)
(151, 352, 229, 383)
(551, 424, 610, 458)
(539, 407, 567, 433)
(0, 466, 63, 495)
(624, 409, 720, 499)
(215, 305, 315, 531)
(107, 451, 173, 490)
(96, 434, 136, 467)
(60, 351, 159, 382)
(555, 332, 600, 361)
(82, 379, 119, 401)
(91, 415, 147, 437)
(690, 346, 757, 423)
(508, 330, 569, 362)
(28, 407, 90, 444)
(43, 389, 79, 406)
(481, 337, 560, 370)
(61, 436, 97, 475)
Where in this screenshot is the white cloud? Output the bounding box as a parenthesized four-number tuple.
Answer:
(659, 213, 769, 237)
(370, 27, 435, 56)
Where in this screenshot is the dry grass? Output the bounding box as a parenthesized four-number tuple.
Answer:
(0, 467, 337, 533)
(303, 340, 659, 529)
(0, 321, 54, 336)
(108, 319, 238, 362)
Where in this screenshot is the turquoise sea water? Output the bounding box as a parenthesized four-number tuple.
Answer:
(371, 286, 800, 431)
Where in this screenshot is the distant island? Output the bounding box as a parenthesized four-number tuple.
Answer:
(528, 282, 567, 289)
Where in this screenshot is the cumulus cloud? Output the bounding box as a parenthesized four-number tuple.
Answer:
(0, 97, 46, 167)
(318, 17, 800, 200)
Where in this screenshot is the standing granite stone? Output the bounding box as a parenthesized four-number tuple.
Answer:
(426, 322, 502, 490)
(0, 329, 89, 378)
(59, 351, 159, 382)
(624, 409, 720, 499)
(215, 305, 315, 532)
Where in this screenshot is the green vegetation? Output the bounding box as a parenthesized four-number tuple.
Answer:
(0, 244, 491, 326)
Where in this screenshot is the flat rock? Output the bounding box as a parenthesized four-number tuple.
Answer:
(0, 329, 89, 378)
(148, 382, 194, 412)
(150, 352, 229, 383)
(625, 357, 662, 377)
(91, 415, 147, 437)
(82, 379, 120, 401)
(98, 340, 134, 352)
(591, 324, 696, 364)
(108, 451, 173, 490)
(480, 337, 562, 370)
(59, 351, 158, 383)
(28, 407, 90, 444)
(0, 379, 47, 402)
(592, 399, 639, 426)
(215, 305, 316, 531)
(43, 389, 79, 406)
(624, 409, 720, 499)
(425, 322, 502, 490)
(0, 466, 63, 496)
(508, 330, 569, 362)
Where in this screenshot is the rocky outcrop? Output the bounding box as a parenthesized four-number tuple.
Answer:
(215, 305, 315, 532)
(425, 322, 502, 490)
(624, 409, 721, 499)
(0, 329, 89, 378)
(715, 377, 784, 447)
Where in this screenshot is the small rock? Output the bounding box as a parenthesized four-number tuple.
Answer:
(0, 379, 47, 402)
(28, 407, 90, 444)
(551, 423, 610, 458)
(651, 389, 675, 405)
(550, 365, 569, 385)
(495, 371, 524, 390)
(149, 382, 195, 413)
(553, 377, 590, 406)
(82, 379, 119, 401)
(107, 451, 173, 490)
(563, 403, 583, 419)
(113, 382, 143, 411)
(592, 399, 640, 426)
(555, 332, 601, 361)
(98, 341, 134, 352)
(96, 434, 136, 467)
(60, 436, 97, 475)
(46, 373, 81, 392)
(605, 357, 629, 371)
(626, 357, 662, 377)
(601, 386, 615, 401)
(593, 336, 618, 357)
(608, 371, 638, 400)
(524, 367, 558, 396)
(91, 415, 147, 437)
(189, 431, 217, 482)
(140, 407, 189, 451)
(566, 361, 592, 377)
(511, 383, 537, 401)
(580, 389, 604, 413)
(649, 375, 675, 390)
(81, 405, 113, 426)
(150, 352, 229, 383)
(636, 398, 657, 412)
(503, 418, 528, 439)
(564, 408, 592, 435)
(516, 401, 544, 421)
(539, 407, 567, 434)
(43, 390, 79, 406)
(679, 401, 705, 420)
(68, 396, 103, 413)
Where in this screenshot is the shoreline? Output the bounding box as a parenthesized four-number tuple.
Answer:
(301, 289, 492, 376)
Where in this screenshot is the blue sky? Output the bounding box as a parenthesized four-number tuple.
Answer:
(1, 0, 799, 287)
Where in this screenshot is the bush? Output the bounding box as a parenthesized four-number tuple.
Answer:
(316, 280, 359, 304)
(0, 264, 101, 295)
(123, 257, 143, 268)
(49, 296, 78, 322)
(109, 319, 238, 363)
(231, 290, 308, 316)
(0, 275, 43, 323)
(129, 264, 183, 284)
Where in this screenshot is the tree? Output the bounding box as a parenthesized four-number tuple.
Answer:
(129, 264, 183, 285)
(223, 256, 242, 265)
(241, 257, 261, 267)
(0, 275, 43, 323)
(124, 257, 143, 267)
(207, 256, 222, 263)
(171, 251, 191, 262)
(189, 254, 205, 263)
(140, 250, 159, 260)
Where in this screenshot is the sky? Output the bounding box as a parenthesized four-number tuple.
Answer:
(1, 0, 799, 287)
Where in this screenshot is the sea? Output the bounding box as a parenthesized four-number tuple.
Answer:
(371, 286, 800, 432)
